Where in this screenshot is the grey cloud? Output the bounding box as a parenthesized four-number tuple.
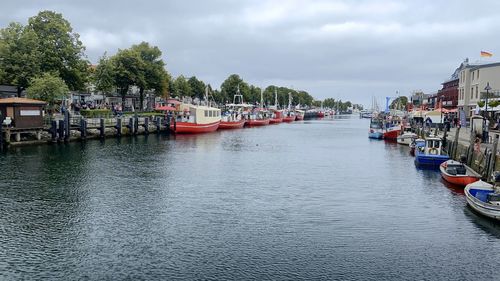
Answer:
(1, 0, 500, 106)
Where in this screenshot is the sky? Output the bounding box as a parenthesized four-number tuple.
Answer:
(1, 0, 499, 106)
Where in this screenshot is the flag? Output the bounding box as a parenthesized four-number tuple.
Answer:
(481, 51, 493, 57)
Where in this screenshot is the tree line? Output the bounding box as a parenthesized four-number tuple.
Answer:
(0, 10, 355, 110)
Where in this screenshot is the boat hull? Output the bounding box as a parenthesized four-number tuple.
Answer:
(383, 129, 401, 140)
(465, 182, 500, 220)
(283, 116, 295, 122)
(246, 119, 270, 126)
(295, 115, 304, 121)
(439, 162, 480, 187)
(170, 121, 220, 134)
(369, 132, 383, 139)
(269, 118, 283, 124)
(219, 120, 245, 129)
(415, 154, 449, 168)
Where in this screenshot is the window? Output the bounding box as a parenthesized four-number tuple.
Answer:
(477, 69, 480, 79)
(472, 71, 474, 81)
(476, 86, 479, 99)
(471, 87, 474, 99)
(209, 111, 213, 117)
(205, 110, 208, 117)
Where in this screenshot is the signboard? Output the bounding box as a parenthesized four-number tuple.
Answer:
(20, 110, 40, 116)
(459, 109, 467, 127)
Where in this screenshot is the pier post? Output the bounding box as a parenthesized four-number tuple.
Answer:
(144, 118, 149, 134)
(64, 111, 70, 143)
(127, 117, 134, 135)
(80, 118, 87, 140)
(99, 118, 105, 139)
(467, 129, 475, 166)
(155, 116, 160, 132)
(115, 118, 122, 137)
(134, 116, 139, 134)
(58, 120, 65, 142)
(488, 135, 499, 178)
(50, 120, 57, 142)
(0, 123, 3, 150)
(453, 127, 460, 159)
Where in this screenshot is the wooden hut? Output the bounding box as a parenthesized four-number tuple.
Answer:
(0, 97, 46, 129)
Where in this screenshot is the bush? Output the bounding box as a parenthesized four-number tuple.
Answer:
(80, 109, 112, 118)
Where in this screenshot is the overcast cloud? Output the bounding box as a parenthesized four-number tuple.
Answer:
(2, 0, 500, 105)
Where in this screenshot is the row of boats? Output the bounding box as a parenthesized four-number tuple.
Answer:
(165, 93, 333, 134)
(369, 116, 500, 221)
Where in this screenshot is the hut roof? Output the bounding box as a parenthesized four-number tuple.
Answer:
(0, 97, 46, 105)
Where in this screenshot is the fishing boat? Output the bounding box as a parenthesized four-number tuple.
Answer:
(295, 109, 305, 121)
(246, 108, 270, 126)
(465, 174, 500, 220)
(397, 128, 417, 145)
(219, 93, 247, 129)
(368, 117, 383, 139)
(410, 138, 425, 156)
(269, 89, 284, 124)
(382, 117, 402, 140)
(414, 137, 449, 167)
(171, 103, 221, 133)
(440, 160, 481, 187)
(283, 92, 296, 122)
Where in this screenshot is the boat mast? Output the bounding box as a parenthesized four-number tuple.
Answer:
(274, 87, 278, 107)
(205, 85, 210, 107)
(288, 92, 292, 110)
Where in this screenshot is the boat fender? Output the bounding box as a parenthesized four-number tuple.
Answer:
(429, 148, 438, 155)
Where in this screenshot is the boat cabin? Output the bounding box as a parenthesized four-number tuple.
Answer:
(424, 137, 443, 155)
(176, 104, 221, 124)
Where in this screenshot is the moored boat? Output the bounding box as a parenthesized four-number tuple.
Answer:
(171, 103, 221, 134)
(219, 93, 248, 129)
(410, 138, 425, 156)
(219, 116, 245, 129)
(368, 117, 383, 139)
(295, 110, 305, 121)
(414, 137, 449, 168)
(440, 160, 481, 187)
(465, 176, 500, 221)
(397, 128, 417, 145)
(269, 88, 284, 124)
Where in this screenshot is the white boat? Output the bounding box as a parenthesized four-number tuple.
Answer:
(397, 128, 417, 145)
(465, 178, 500, 221)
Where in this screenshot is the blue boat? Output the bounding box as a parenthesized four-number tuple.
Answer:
(414, 137, 449, 168)
(368, 118, 383, 139)
(465, 179, 500, 221)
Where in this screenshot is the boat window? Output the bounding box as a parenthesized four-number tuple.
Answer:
(209, 111, 213, 117)
(205, 110, 208, 117)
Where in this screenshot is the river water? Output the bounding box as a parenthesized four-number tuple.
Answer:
(1, 116, 500, 280)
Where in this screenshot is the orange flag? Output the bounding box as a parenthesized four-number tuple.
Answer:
(481, 51, 493, 57)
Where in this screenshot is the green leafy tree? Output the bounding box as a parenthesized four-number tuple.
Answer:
(0, 22, 41, 96)
(130, 42, 167, 110)
(172, 75, 192, 98)
(26, 73, 69, 111)
(220, 74, 250, 103)
(188, 76, 206, 99)
(93, 53, 115, 93)
(28, 10, 89, 91)
(111, 48, 145, 105)
(390, 96, 408, 109)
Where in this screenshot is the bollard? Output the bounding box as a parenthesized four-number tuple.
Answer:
(58, 120, 65, 142)
(488, 135, 499, 179)
(64, 111, 70, 142)
(115, 118, 122, 136)
(99, 118, 105, 139)
(155, 116, 160, 132)
(144, 118, 149, 134)
(51, 120, 58, 142)
(128, 117, 134, 134)
(79, 118, 87, 140)
(453, 126, 460, 159)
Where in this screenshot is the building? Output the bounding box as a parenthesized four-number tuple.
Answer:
(0, 97, 46, 129)
(458, 59, 500, 117)
(437, 64, 460, 110)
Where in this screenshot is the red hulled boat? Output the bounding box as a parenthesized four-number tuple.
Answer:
(440, 160, 481, 187)
(170, 103, 221, 134)
(295, 110, 305, 121)
(219, 118, 246, 129)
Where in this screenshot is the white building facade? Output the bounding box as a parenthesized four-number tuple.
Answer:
(458, 60, 500, 117)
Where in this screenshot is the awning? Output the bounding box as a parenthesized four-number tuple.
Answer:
(155, 105, 176, 111)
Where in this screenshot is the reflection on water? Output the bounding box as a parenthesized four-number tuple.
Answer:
(0, 116, 499, 280)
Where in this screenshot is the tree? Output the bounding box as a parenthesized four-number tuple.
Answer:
(188, 76, 206, 99)
(220, 74, 250, 104)
(111, 48, 145, 106)
(93, 53, 115, 93)
(172, 75, 192, 98)
(0, 22, 41, 96)
(26, 73, 69, 111)
(28, 10, 89, 91)
(130, 42, 167, 110)
(390, 96, 408, 109)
